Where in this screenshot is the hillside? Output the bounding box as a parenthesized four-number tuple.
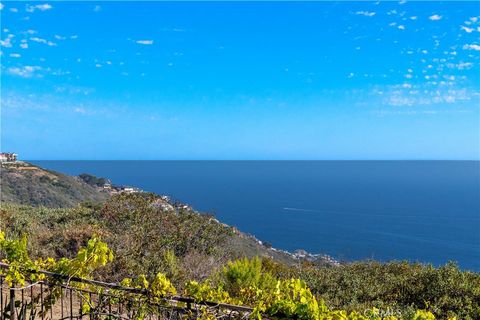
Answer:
(0, 161, 109, 207)
(0, 161, 330, 267)
(2, 196, 479, 319)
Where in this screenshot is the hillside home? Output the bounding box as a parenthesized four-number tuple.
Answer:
(0, 153, 18, 162)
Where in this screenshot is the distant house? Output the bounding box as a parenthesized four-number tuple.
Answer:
(122, 187, 135, 193)
(0, 153, 18, 163)
(114, 186, 139, 193)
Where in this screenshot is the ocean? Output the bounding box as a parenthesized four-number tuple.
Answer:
(31, 161, 480, 271)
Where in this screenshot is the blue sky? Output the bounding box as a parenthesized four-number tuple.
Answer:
(1, 1, 479, 160)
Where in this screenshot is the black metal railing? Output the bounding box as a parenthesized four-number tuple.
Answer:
(0, 263, 253, 320)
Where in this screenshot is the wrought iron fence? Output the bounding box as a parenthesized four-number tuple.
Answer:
(0, 264, 254, 320)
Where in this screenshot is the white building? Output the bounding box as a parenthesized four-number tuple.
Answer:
(0, 153, 18, 162)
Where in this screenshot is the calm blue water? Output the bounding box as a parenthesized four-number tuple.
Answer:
(31, 161, 480, 271)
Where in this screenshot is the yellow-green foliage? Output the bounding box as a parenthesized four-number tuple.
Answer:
(0, 232, 468, 320)
(0, 230, 113, 286)
(222, 257, 276, 296)
(185, 280, 233, 303)
(184, 257, 449, 320)
(3, 198, 479, 319)
(54, 237, 114, 278)
(0, 231, 44, 285)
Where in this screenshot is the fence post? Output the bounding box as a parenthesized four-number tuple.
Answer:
(9, 287, 15, 320)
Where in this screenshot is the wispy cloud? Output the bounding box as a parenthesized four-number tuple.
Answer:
(0, 34, 14, 48)
(355, 11, 376, 17)
(26, 3, 52, 13)
(463, 44, 480, 51)
(9, 53, 21, 58)
(20, 29, 38, 35)
(461, 26, 475, 33)
(30, 37, 56, 46)
(136, 40, 154, 45)
(2, 91, 105, 117)
(447, 62, 474, 70)
(376, 84, 477, 107)
(0, 3, 3, 10)
(7, 65, 42, 78)
(74, 107, 87, 114)
(93, 5, 101, 12)
(429, 14, 442, 21)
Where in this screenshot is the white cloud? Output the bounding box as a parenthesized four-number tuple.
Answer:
(93, 5, 101, 12)
(10, 53, 21, 58)
(30, 37, 48, 44)
(429, 14, 442, 21)
(10, 8, 18, 13)
(398, 25, 405, 30)
(30, 37, 56, 46)
(375, 83, 476, 108)
(95, 63, 102, 68)
(463, 44, 480, 51)
(54, 35, 66, 40)
(74, 107, 86, 114)
(26, 3, 52, 12)
(7, 65, 42, 78)
(447, 62, 474, 70)
(410, 16, 418, 20)
(136, 40, 154, 45)
(355, 11, 376, 17)
(70, 35, 78, 39)
(0, 37, 13, 48)
(0, 3, 3, 10)
(461, 26, 474, 33)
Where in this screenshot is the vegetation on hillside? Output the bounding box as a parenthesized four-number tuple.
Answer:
(0, 232, 463, 320)
(0, 162, 109, 207)
(78, 173, 110, 187)
(1, 194, 479, 319)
